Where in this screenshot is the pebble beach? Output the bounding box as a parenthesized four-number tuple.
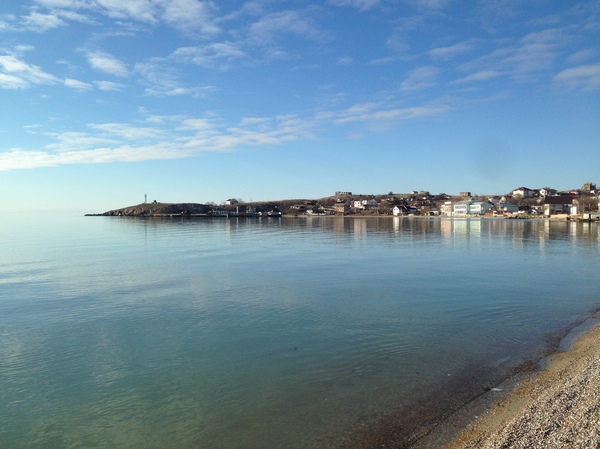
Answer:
(438, 320, 600, 448)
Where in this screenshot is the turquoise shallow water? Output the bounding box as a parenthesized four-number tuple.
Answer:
(1, 215, 599, 448)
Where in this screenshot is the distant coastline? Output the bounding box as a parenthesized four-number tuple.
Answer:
(85, 200, 592, 221)
(85, 186, 599, 220)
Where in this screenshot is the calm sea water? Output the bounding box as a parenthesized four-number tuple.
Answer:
(1, 215, 599, 448)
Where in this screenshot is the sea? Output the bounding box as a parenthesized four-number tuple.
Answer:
(1, 214, 599, 449)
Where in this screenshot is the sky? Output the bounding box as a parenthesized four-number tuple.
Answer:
(1, 0, 599, 212)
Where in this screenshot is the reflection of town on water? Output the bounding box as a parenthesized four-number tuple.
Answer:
(293, 217, 600, 254)
(120, 215, 600, 254)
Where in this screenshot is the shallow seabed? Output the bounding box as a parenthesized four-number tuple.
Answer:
(1, 215, 599, 448)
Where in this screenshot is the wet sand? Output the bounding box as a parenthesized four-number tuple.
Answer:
(412, 317, 600, 448)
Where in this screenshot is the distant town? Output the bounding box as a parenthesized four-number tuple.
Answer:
(93, 182, 600, 220)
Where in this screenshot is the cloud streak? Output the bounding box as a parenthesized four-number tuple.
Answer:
(554, 64, 600, 91)
(0, 53, 59, 88)
(0, 99, 451, 170)
(32, 0, 221, 36)
(85, 51, 129, 77)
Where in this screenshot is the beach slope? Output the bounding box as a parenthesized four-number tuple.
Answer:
(442, 322, 600, 448)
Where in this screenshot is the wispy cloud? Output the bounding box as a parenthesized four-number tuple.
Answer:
(336, 56, 353, 66)
(0, 53, 59, 89)
(328, 0, 380, 11)
(333, 102, 449, 125)
(21, 10, 67, 32)
(161, 0, 220, 36)
(85, 51, 129, 77)
(554, 64, 600, 91)
(0, 7, 90, 32)
(88, 123, 166, 140)
(247, 9, 326, 45)
(93, 80, 126, 91)
(458, 27, 567, 84)
(428, 41, 475, 59)
(0, 112, 305, 170)
(64, 77, 92, 90)
(501, 29, 563, 79)
(451, 70, 501, 85)
(409, 0, 451, 11)
(367, 56, 398, 66)
(0, 48, 128, 93)
(0, 73, 32, 89)
(0, 144, 194, 170)
(172, 43, 246, 69)
(32, 0, 220, 36)
(566, 49, 596, 65)
(135, 57, 215, 97)
(400, 66, 440, 92)
(0, 97, 451, 170)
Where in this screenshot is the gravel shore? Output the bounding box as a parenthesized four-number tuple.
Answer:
(439, 320, 600, 449)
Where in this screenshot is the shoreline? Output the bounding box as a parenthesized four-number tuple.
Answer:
(337, 314, 599, 449)
(410, 313, 600, 448)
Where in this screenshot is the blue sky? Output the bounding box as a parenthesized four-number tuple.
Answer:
(1, 0, 599, 212)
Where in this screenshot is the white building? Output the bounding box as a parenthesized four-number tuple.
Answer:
(440, 201, 453, 216)
(542, 196, 573, 215)
(453, 200, 494, 216)
(512, 187, 535, 198)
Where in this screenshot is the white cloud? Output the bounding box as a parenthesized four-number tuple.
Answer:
(43, 131, 119, 152)
(567, 49, 596, 65)
(0, 54, 59, 88)
(64, 77, 93, 90)
(248, 9, 324, 45)
(428, 41, 475, 59)
(1, 5, 93, 32)
(458, 28, 566, 84)
(409, 0, 451, 11)
(32, 0, 220, 36)
(554, 64, 600, 91)
(501, 29, 562, 77)
(161, 0, 220, 36)
(172, 43, 246, 69)
(367, 56, 397, 66)
(89, 0, 161, 23)
(333, 102, 449, 125)
(400, 66, 440, 92)
(93, 80, 125, 90)
(0, 144, 194, 170)
(0, 111, 308, 170)
(0, 92, 454, 171)
(86, 51, 129, 77)
(328, 0, 380, 11)
(239, 117, 271, 127)
(89, 122, 165, 140)
(135, 57, 216, 97)
(22, 10, 67, 31)
(451, 70, 501, 85)
(0, 73, 30, 89)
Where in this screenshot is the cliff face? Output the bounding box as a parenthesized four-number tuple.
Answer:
(99, 203, 210, 216)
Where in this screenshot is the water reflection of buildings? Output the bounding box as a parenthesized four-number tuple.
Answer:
(142, 216, 600, 250)
(424, 218, 600, 255)
(440, 218, 482, 241)
(353, 218, 367, 241)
